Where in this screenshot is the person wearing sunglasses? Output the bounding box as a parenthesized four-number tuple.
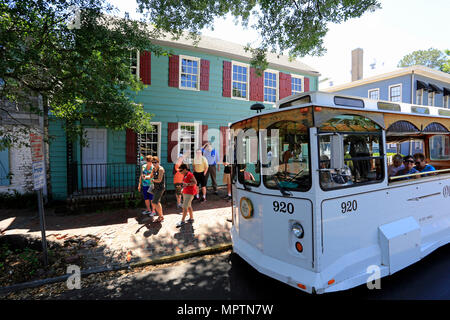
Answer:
(395, 155, 419, 180)
(413, 153, 436, 176)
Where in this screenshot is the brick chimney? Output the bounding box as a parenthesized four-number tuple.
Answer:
(351, 48, 363, 81)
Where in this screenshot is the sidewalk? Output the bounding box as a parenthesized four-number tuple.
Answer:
(0, 191, 233, 274)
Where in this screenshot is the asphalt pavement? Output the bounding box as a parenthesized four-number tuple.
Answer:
(11, 243, 449, 300)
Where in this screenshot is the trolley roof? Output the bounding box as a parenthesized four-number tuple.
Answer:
(230, 91, 450, 129)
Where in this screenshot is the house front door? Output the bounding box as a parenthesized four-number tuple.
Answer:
(82, 128, 107, 188)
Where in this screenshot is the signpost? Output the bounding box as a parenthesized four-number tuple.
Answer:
(30, 133, 48, 266)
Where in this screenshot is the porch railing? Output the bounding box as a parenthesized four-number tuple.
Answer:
(68, 162, 139, 198)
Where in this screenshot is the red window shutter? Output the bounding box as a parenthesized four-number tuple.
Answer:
(279, 72, 292, 99)
(200, 59, 210, 91)
(168, 55, 179, 87)
(250, 68, 264, 101)
(223, 61, 231, 97)
(167, 122, 178, 163)
(125, 129, 137, 164)
(220, 126, 229, 161)
(201, 124, 208, 147)
(304, 77, 310, 92)
(139, 51, 151, 85)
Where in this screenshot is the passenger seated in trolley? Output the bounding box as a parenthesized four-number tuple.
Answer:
(413, 152, 436, 176)
(395, 155, 419, 180)
(388, 154, 405, 177)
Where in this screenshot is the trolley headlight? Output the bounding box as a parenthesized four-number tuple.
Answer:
(292, 222, 304, 239)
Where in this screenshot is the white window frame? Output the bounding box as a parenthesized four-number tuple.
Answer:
(263, 69, 279, 103)
(416, 88, 424, 105)
(368, 88, 380, 100)
(177, 122, 200, 163)
(291, 75, 304, 95)
(231, 61, 250, 101)
(428, 91, 435, 106)
(138, 122, 161, 160)
(179, 55, 201, 91)
(388, 84, 402, 102)
(444, 95, 450, 108)
(130, 49, 140, 80)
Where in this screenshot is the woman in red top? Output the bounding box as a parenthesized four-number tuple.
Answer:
(176, 164, 197, 228)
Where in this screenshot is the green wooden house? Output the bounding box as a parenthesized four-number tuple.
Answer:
(48, 34, 320, 201)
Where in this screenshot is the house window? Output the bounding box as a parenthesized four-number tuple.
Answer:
(368, 89, 380, 100)
(232, 62, 249, 99)
(428, 91, 435, 106)
(138, 122, 161, 159)
(179, 55, 200, 90)
(416, 89, 424, 105)
(130, 50, 139, 79)
(178, 123, 199, 163)
(264, 71, 278, 102)
(291, 76, 304, 95)
(444, 95, 450, 108)
(389, 84, 402, 102)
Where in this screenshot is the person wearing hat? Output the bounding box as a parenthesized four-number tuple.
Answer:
(176, 164, 197, 228)
(395, 155, 419, 180)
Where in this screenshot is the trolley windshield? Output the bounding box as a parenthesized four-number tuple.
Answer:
(260, 107, 313, 192)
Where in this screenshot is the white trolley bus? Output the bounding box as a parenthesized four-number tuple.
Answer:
(229, 91, 450, 294)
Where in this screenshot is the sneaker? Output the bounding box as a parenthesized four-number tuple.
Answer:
(149, 212, 157, 217)
(176, 221, 185, 228)
(201, 197, 206, 202)
(142, 210, 151, 215)
(187, 218, 194, 223)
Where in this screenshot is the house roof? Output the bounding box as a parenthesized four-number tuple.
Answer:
(151, 33, 321, 77)
(324, 65, 450, 92)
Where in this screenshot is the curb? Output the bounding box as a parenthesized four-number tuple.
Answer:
(0, 243, 232, 296)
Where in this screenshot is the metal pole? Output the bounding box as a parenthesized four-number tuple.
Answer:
(37, 188, 48, 267)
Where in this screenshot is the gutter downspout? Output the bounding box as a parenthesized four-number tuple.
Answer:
(411, 71, 415, 104)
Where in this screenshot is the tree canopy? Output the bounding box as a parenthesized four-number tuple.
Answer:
(1, 0, 382, 149)
(1, 0, 168, 149)
(137, 0, 381, 70)
(397, 48, 450, 73)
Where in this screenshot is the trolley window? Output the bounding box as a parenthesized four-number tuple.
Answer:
(262, 120, 311, 192)
(318, 115, 384, 190)
(430, 135, 450, 160)
(235, 128, 260, 187)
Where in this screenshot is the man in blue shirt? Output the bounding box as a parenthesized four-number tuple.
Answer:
(413, 152, 436, 175)
(396, 155, 419, 180)
(202, 141, 220, 195)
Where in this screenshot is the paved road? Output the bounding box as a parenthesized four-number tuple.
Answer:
(49, 244, 450, 300)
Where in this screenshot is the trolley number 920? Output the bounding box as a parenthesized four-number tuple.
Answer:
(341, 200, 358, 214)
(273, 201, 294, 214)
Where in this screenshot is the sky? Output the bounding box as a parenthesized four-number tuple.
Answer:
(109, 0, 449, 89)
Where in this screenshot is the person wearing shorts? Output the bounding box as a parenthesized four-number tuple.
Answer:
(222, 154, 232, 201)
(138, 155, 155, 216)
(173, 154, 185, 209)
(176, 164, 197, 228)
(151, 156, 165, 222)
(193, 149, 208, 202)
